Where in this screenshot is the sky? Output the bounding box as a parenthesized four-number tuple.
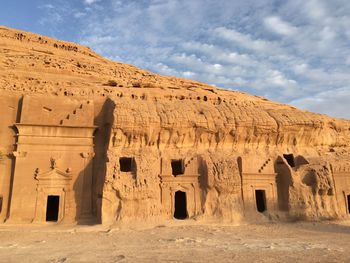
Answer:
(1, 0, 350, 119)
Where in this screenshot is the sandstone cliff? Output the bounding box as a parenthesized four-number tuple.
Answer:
(0, 26, 350, 224)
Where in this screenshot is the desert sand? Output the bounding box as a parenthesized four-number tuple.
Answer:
(0, 220, 350, 263)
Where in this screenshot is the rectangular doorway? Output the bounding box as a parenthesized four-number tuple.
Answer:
(0, 195, 2, 214)
(174, 191, 188, 219)
(347, 195, 350, 214)
(46, 195, 60, 222)
(255, 190, 267, 213)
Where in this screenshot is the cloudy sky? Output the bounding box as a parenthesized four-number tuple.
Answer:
(1, 0, 350, 119)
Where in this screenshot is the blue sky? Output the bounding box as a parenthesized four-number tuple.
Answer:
(1, 0, 350, 119)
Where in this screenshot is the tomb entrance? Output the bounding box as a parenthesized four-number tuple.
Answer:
(33, 166, 72, 223)
(255, 190, 267, 213)
(174, 191, 187, 219)
(46, 195, 60, 222)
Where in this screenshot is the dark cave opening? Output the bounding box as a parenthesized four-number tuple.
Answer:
(283, 154, 295, 167)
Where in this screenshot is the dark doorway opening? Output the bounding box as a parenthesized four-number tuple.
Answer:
(119, 157, 133, 172)
(171, 159, 184, 176)
(283, 154, 295, 167)
(46, 195, 59, 222)
(174, 191, 187, 219)
(0, 196, 2, 214)
(347, 195, 350, 214)
(255, 190, 267, 213)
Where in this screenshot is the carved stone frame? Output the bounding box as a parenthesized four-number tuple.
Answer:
(33, 168, 72, 223)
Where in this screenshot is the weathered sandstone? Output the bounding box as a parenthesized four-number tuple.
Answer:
(0, 26, 350, 225)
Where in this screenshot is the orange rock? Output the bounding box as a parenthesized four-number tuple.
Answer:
(0, 26, 349, 225)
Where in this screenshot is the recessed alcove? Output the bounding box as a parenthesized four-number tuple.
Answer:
(283, 154, 295, 167)
(171, 159, 184, 176)
(119, 157, 133, 172)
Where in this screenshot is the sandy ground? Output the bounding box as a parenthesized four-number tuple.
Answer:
(0, 220, 349, 263)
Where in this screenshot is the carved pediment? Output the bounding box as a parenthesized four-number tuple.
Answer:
(35, 168, 72, 181)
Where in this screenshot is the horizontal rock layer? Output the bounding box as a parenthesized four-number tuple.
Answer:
(0, 26, 350, 224)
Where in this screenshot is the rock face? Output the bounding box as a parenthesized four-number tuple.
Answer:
(0, 26, 350, 224)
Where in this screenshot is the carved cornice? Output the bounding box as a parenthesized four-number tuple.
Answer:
(12, 151, 27, 158)
(159, 174, 200, 183)
(80, 152, 95, 158)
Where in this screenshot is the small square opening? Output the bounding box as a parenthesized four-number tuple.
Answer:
(119, 157, 133, 172)
(283, 154, 295, 167)
(171, 159, 184, 176)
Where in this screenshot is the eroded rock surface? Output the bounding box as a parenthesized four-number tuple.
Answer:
(0, 26, 350, 224)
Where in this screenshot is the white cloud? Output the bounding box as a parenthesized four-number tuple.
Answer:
(290, 87, 350, 119)
(266, 70, 297, 87)
(182, 71, 196, 78)
(84, 0, 100, 5)
(264, 16, 297, 36)
(43, 4, 55, 9)
(214, 27, 275, 52)
(304, 0, 328, 21)
(181, 42, 257, 67)
(38, 0, 350, 119)
(74, 12, 86, 18)
(153, 63, 179, 76)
